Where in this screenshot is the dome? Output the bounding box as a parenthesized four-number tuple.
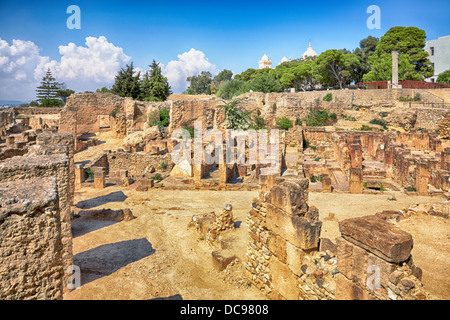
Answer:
(281, 56, 288, 63)
(261, 53, 269, 61)
(301, 42, 318, 60)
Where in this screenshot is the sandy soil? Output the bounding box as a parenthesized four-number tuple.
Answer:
(64, 183, 449, 300)
(65, 187, 265, 300)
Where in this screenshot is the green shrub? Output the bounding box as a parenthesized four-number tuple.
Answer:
(151, 173, 163, 181)
(358, 125, 373, 131)
(148, 108, 170, 130)
(84, 168, 94, 180)
(405, 186, 417, 192)
(310, 174, 324, 183)
(305, 107, 337, 126)
(369, 119, 388, 130)
(323, 93, 333, 102)
(314, 157, 321, 162)
(276, 117, 293, 130)
(110, 107, 118, 119)
(160, 162, 168, 170)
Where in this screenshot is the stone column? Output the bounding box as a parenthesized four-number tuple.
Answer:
(415, 160, 429, 195)
(94, 167, 106, 189)
(349, 168, 363, 194)
(441, 148, 450, 171)
(322, 174, 332, 193)
(392, 51, 401, 89)
(74, 164, 85, 188)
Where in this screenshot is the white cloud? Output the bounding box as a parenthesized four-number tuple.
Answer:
(0, 38, 42, 100)
(162, 48, 216, 93)
(0, 36, 130, 101)
(35, 36, 130, 92)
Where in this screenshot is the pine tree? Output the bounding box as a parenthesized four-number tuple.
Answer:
(36, 68, 63, 107)
(139, 60, 171, 101)
(111, 62, 141, 99)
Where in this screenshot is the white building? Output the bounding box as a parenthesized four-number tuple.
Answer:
(301, 42, 318, 60)
(258, 54, 272, 69)
(424, 35, 450, 82)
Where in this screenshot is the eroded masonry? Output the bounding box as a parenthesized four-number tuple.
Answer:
(0, 88, 449, 299)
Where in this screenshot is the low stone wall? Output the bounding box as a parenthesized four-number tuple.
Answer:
(107, 151, 172, 178)
(245, 176, 435, 300)
(0, 177, 65, 300)
(413, 107, 448, 130)
(0, 153, 73, 290)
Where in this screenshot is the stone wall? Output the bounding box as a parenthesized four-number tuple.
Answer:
(245, 177, 435, 300)
(62, 93, 125, 135)
(0, 177, 65, 300)
(0, 153, 73, 290)
(106, 151, 172, 178)
(413, 107, 448, 130)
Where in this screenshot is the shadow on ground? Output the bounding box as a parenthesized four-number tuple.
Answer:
(75, 191, 128, 209)
(74, 238, 154, 286)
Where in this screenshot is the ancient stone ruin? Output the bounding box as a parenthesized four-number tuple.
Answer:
(0, 88, 449, 300)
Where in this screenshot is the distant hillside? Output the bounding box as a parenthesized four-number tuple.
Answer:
(0, 100, 28, 106)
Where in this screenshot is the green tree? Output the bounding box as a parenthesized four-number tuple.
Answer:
(366, 26, 434, 81)
(217, 79, 250, 100)
(234, 68, 271, 82)
(353, 36, 379, 82)
(249, 74, 283, 93)
(56, 88, 75, 104)
(96, 86, 113, 93)
(36, 68, 63, 107)
(210, 69, 234, 94)
(111, 62, 141, 99)
(437, 70, 450, 84)
(313, 50, 360, 88)
(213, 69, 233, 83)
(277, 60, 317, 91)
(362, 51, 419, 82)
(139, 60, 172, 101)
(186, 71, 213, 95)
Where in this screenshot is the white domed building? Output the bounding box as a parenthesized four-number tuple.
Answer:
(301, 42, 318, 60)
(258, 54, 272, 69)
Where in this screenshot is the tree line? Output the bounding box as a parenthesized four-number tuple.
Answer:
(187, 26, 449, 100)
(33, 25, 449, 107)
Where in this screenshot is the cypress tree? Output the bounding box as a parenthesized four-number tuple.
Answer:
(36, 68, 62, 107)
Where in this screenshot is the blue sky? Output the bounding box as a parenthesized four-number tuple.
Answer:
(0, 0, 449, 100)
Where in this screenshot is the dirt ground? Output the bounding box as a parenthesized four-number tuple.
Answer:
(64, 182, 449, 300)
(67, 131, 449, 300)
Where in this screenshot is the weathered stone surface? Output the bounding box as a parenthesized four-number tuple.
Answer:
(0, 177, 65, 300)
(266, 203, 322, 250)
(319, 238, 337, 255)
(170, 159, 193, 177)
(339, 215, 413, 263)
(269, 255, 300, 300)
(211, 250, 236, 271)
(270, 180, 309, 215)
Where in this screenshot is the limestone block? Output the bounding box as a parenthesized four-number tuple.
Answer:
(270, 180, 309, 215)
(170, 159, 193, 177)
(339, 215, 413, 263)
(269, 255, 301, 300)
(211, 250, 236, 271)
(266, 203, 322, 250)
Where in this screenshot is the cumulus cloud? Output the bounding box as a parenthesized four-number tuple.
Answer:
(35, 36, 130, 92)
(162, 48, 217, 93)
(0, 38, 42, 100)
(0, 36, 130, 101)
